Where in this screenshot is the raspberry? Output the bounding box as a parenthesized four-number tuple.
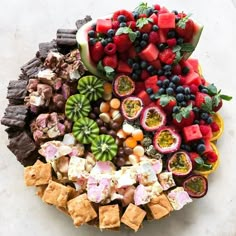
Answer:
(112, 21, 119, 30)
(102, 55, 118, 69)
(148, 31, 159, 44)
(210, 122, 220, 132)
(104, 43, 117, 55)
(172, 63, 182, 75)
(204, 151, 218, 163)
(190, 84, 198, 94)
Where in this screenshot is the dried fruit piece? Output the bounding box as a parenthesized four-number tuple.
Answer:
(72, 117, 99, 144)
(65, 94, 91, 122)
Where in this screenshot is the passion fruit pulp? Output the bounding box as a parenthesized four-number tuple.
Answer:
(154, 126, 181, 154)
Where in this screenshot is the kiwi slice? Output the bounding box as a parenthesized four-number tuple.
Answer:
(65, 94, 91, 122)
(91, 134, 118, 161)
(72, 117, 99, 144)
(77, 75, 104, 101)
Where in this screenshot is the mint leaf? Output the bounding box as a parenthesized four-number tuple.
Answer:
(206, 84, 218, 95)
(195, 157, 204, 166)
(172, 45, 181, 53)
(159, 95, 174, 107)
(136, 17, 153, 29)
(135, 2, 149, 14)
(173, 46, 183, 64)
(97, 60, 104, 72)
(115, 27, 137, 42)
(129, 31, 137, 42)
(180, 43, 195, 53)
(175, 113, 183, 123)
(220, 94, 232, 101)
(201, 96, 213, 113)
(212, 94, 221, 107)
(104, 66, 114, 74)
(177, 13, 192, 29)
(182, 104, 192, 118)
(202, 163, 213, 170)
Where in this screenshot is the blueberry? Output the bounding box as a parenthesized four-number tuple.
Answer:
(169, 82, 176, 89)
(142, 33, 149, 41)
(158, 88, 165, 95)
(181, 144, 191, 152)
(135, 69, 142, 75)
(185, 95, 191, 101)
(177, 37, 184, 45)
(197, 144, 206, 154)
(198, 139, 205, 145)
(107, 38, 113, 43)
(140, 40, 148, 48)
(201, 112, 209, 120)
(172, 10, 178, 15)
(206, 116, 213, 124)
(176, 86, 184, 94)
(190, 94, 196, 100)
(135, 46, 142, 53)
(152, 25, 159, 31)
(158, 43, 166, 51)
(167, 30, 176, 39)
(132, 63, 140, 70)
(201, 88, 209, 94)
(166, 87, 174, 95)
(175, 16, 180, 23)
(136, 31, 141, 38)
(101, 39, 108, 46)
(180, 101, 187, 107)
(157, 80, 163, 87)
(89, 38, 96, 45)
(184, 87, 191, 94)
(88, 30, 96, 37)
(163, 64, 172, 71)
(133, 12, 139, 20)
(157, 69, 164, 76)
(140, 61, 148, 69)
(147, 65, 154, 73)
(127, 58, 133, 66)
(91, 23, 96, 30)
(147, 7, 154, 16)
(171, 75, 180, 84)
(131, 73, 139, 80)
(199, 85, 205, 90)
(150, 70, 157, 76)
(173, 106, 180, 113)
(194, 120, 200, 124)
(119, 22, 127, 27)
(176, 93, 185, 102)
(164, 71, 172, 76)
(107, 29, 115, 37)
(193, 107, 200, 113)
(118, 15, 126, 22)
(150, 94, 156, 100)
(146, 88, 153, 94)
(163, 79, 170, 87)
(182, 66, 190, 75)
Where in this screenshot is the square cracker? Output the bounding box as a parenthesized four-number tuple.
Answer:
(42, 180, 70, 207)
(24, 160, 52, 186)
(121, 203, 146, 232)
(99, 204, 120, 229)
(67, 193, 97, 227)
(147, 194, 173, 220)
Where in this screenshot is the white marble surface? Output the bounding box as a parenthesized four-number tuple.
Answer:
(0, 0, 236, 235)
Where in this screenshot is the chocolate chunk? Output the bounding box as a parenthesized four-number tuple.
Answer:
(1, 105, 28, 128)
(38, 40, 58, 60)
(7, 80, 28, 103)
(57, 33, 76, 39)
(19, 74, 30, 81)
(56, 38, 77, 46)
(57, 29, 77, 34)
(21, 57, 42, 78)
(75, 15, 92, 29)
(7, 131, 38, 166)
(5, 127, 22, 139)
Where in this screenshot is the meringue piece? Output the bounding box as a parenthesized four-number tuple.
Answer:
(62, 133, 76, 146)
(150, 158, 163, 174)
(136, 161, 157, 185)
(158, 172, 176, 190)
(68, 156, 87, 181)
(167, 187, 192, 210)
(90, 161, 115, 176)
(115, 167, 137, 188)
(134, 184, 151, 205)
(38, 69, 55, 81)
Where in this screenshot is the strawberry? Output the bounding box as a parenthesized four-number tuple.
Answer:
(156, 95, 176, 114)
(167, 38, 177, 47)
(153, 4, 161, 11)
(189, 84, 198, 94)
(189, 152, 200, 167)
(195, 92, 212, 109)
(176, 14, 194, 42)
(140, 23, 152, 33)
(172, 105, 195, 129)
(159, 48, 175, 64)
(102, 54, 118, 69)
(127, 21, 136, 30)
(210, 122, 220, 132)
(199, 125, 213, 139)
(112, 9, 134, 21)
(90, 41, 104, 63)
(148, 31, 160, 44)
(204, 151, 218, 163)
(213, 99, 223, 112)
(113, 34, 132, 53)
(136, 17, 153, 33)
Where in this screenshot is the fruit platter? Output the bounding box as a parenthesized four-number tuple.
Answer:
(1, 2, 232, 232)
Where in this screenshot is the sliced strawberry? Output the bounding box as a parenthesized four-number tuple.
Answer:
(90, 41, 104, 63)
(204, 151, 218, 163)
(113, 34, 132, 53)
(112, 9, 134, 21)
(102, 54, 118, 69)
(159, 48, 175, 64)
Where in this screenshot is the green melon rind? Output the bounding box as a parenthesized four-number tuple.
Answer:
(72, 117, 99, 144)
(65, 94, 91, 122)
(77, 75, 104, 101)
(76, 20, 107, 80)
(183, 22, 204, 60)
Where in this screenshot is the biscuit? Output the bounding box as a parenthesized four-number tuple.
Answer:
(99, 204, 120, 229)
(147, 194, 173, 220)
(42, 180, 70, 207)
(24, 160, 52, 186)
(67, 193, 97, 227)
(121, 203, 146, 232)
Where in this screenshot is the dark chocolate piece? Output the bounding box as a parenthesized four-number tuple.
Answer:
(7, 80, 28, 103)
(75, 15, 92, 29)
(57, 29, 77, 34)
(21, 57, 42, 78)
(56, 38, 77, 46)
(7, 131, 38, 166)
(38, 40, 58, 60)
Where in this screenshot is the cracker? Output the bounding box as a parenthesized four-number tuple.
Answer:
(121, 203, 146, 232)
(147, 194, 173, 220)
(67, 193, 97, 227)
(99, 204, 120, 229)
(42, 180, 70, 207)
(24, 161, 52, 186)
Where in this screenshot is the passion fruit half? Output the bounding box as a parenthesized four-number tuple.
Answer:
(140, 106, 166, 131)
(153, 126, 181, 154)
(113, 74, 135, 98)
(183, 174, 208, 198)
(167, 151, 193, 177)
(121, 96, 143, 121)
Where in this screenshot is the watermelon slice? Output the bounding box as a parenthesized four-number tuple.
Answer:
(96, 19, 112, 34)
(137, 91, 152, 106)
(144, 75, 159, 93)
(183, 124, 203, 142)
(139, 43, 159, 62)
(117, 60, 132, 74)
(158, 13, 176, 28)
